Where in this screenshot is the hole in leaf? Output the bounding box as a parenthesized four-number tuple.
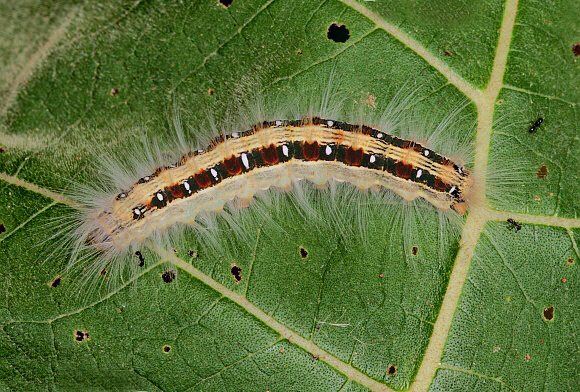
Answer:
(567, 258, 575, 265)
(300, 247, 308, 259)
(327, 23, 350, 43)
(231, 264, 242, 282)
(219, 0, 233, 7)
(50, 276, 62, 288)
(188, 250, 199, 258)
(135, 251, 145, 267)
(163, 345, 172, 353)
(387, 364, 397, 375)
(162, 270, 176, 284)
(0, 224, 5, 233)
(110, 88, 120, 97)
(411, 246, 418, 256)
(543, 306, 554, 321)
(172, 248, 178, 254)
(297, 49, 303, 55)
(537, 165, 548, 179)
(100, 267, 108, 276)
(573, 43, 580, 57)
(208, 88, 215, 96)
(75, 330, 90, 342)
(0, 147, 5, 153)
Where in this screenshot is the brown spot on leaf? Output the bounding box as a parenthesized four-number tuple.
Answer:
(50, 276, 62, 288)
(300, 247, 308, 259)
(110, 88, 120, 97)
(162, 270, 176, 284)
(411, 246, 418, 256)
(163, 345, 171, 353)
(230, 264, 242, 282)
(387, 364, 397, 375)
(537, 165, 548, 179)
(573, 43, 580, 57)
(543, 306, 554, 321)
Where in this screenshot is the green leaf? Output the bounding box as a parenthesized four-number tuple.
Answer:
(0, 1, 578, 391)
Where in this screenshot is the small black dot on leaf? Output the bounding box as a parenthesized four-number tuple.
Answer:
(300, 247, 308, 259)
(75, 330, 90, 342)
(163, 345, 172, 353)
(162, 270, 176, 284)
(327, 23, 350, 43)
(219, 0, 233, 8)
(188, 250, 199, 258)
(411, 246, 418, 256)
(110, 88, 120, 97)
(50, 276, 62, 288)
(387, 364, 397, 375)
(567, 258, 575, 265)
(208, 88, 215, 96)
(543, 306, 554, 321)
(0, 224, 6, 234)
(573, 43, 580, 57)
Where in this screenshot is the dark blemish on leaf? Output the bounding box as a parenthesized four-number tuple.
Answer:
(300, 247, 308, 259)
(208, 88, 215, 96)
(507, 218, 522, 231)
(496, 99, 504, 106)
(50, 276, 62, 288)
(0, 147, 5, 153)
(573, 43, 580, 57)
(312, 355, 319, 361)
(543, 306, 554, 321)
(75, 330, 90, 342)
(327, 23, 350, 43)
(100, 267, 107, 276)
(387, 364, 397, 375)
(135, 251, 145, 267)
(537, 165, 548, 179)
(163, 345, 172, 353)
(567, 258, 575, 265)
(411, 246, 418, 255)
(0, 224, 5, 233)
(172, 248, 178, 254)
(379, 273, 384, 278)
(297, 49, 303, 55)
(162, 270, 176, 283)
(110, 88, 120, 97)
(444, 48, 453, 56)
(315, 325, 321, 330)
(231, 264, 242, 282)
(525, 354, 531, 361)
(188, 250, 199, 258)
(219, 0, 233, 8)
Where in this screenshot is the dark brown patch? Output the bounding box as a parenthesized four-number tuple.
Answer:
(297, 49, 303, 55)
(573, 43, 580, 57)
(163, 345, 172, 353)
(327, 23, 350, 43)
(395, 162, 413, 179)
(345, 147, 363, 166)
(50, 276, 62, 288)
(100, 267, 107, 276)
(261, 144, 279, 165)
(411, 246, 418, 256)
(434, 177, 447, 192)
(168, 183, 183, 199)
(231, 264, 242, 282)
(387, 364, 397, 375)
(300, 247, 308, 259)
(194, 170, 212, 188)
(172, 248, 178, 254)
(567, 258, 575, 265)
(0, 224, 5, 234)
(303, 141, 319, 161)
(0, 147, 5, 153)
(543, 306, 554, 321)
(188, 250, 199, 258)
(110, 88, 120, 97)
(219, 0, 233, 7)
(75, 330, 90, 342)
(224, 155, 243, 175)
(162, 270, 176, 284)
(537, 165, 548, 179)
(208, 88, 215, 96)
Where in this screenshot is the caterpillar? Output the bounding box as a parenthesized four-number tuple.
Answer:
(52, 78, 478, 294)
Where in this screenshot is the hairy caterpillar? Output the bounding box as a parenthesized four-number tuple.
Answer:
(51, 77, 478, 294)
